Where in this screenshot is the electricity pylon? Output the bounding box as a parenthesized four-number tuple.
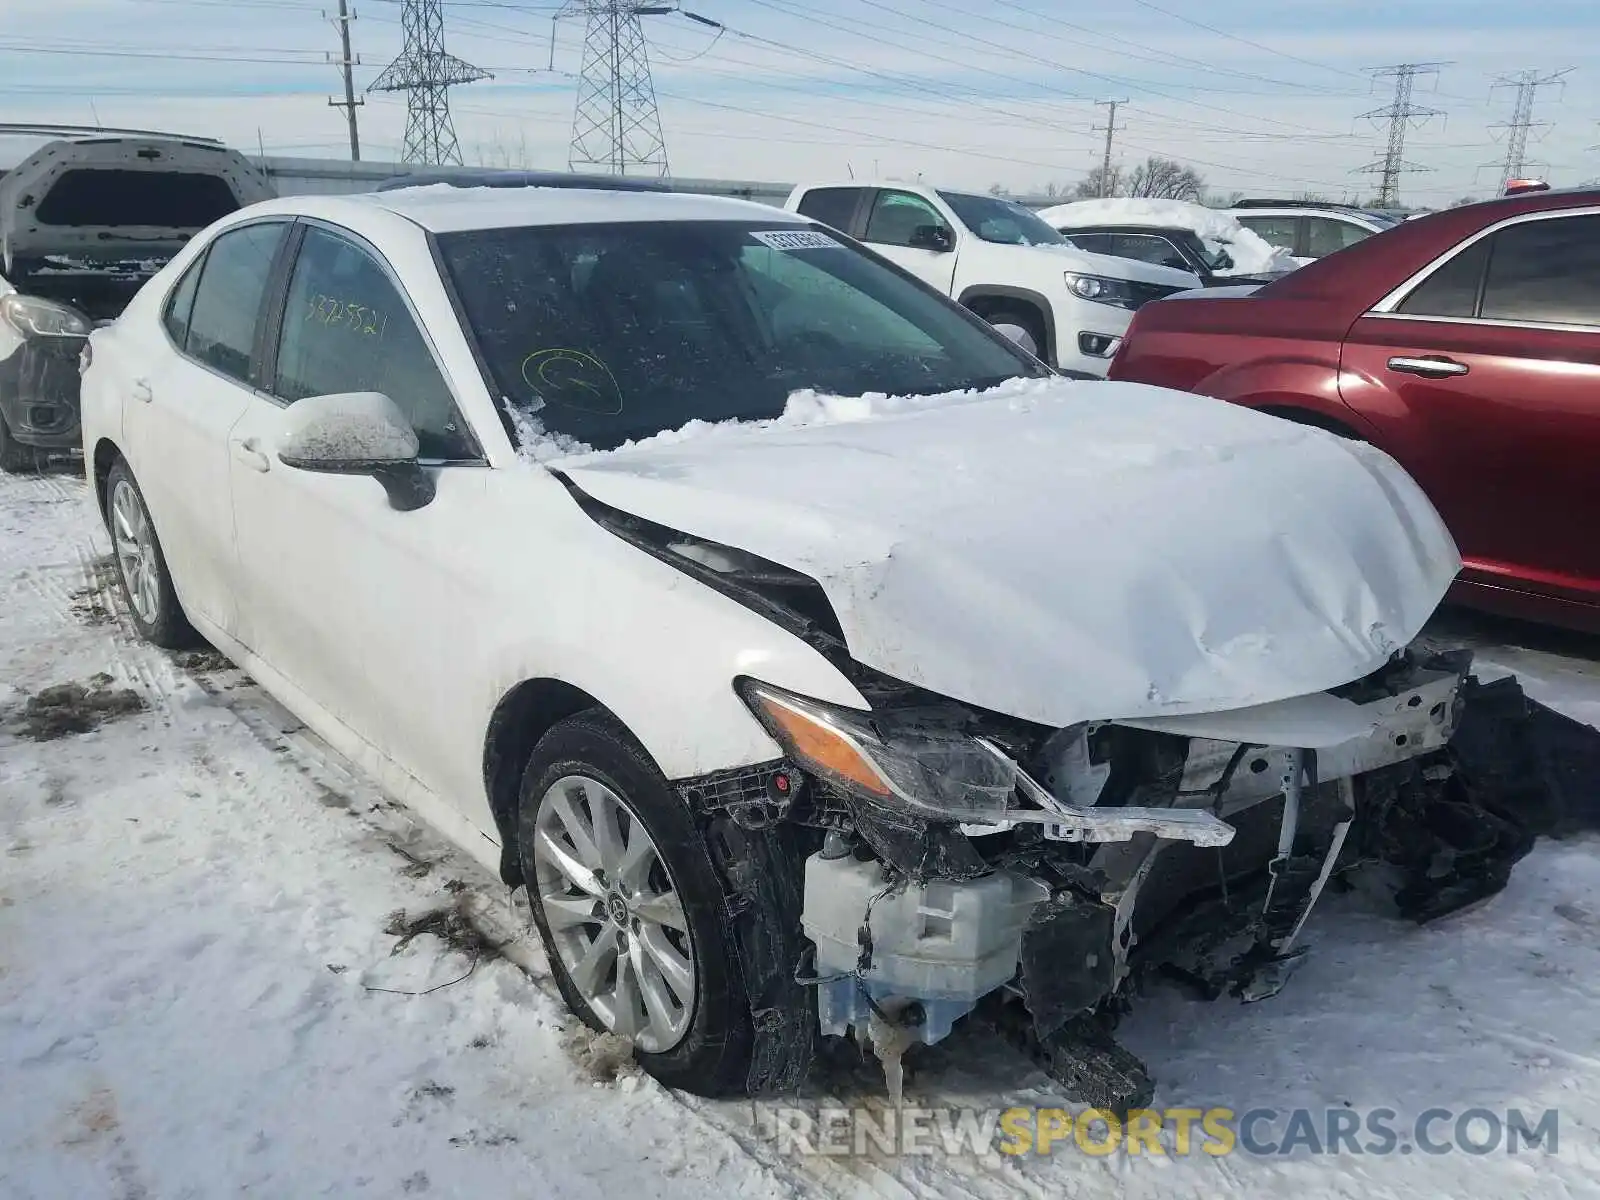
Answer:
(370, 0, 491, 166)
(557, 2, 672, 176)
(1355, 63, 1446, 206)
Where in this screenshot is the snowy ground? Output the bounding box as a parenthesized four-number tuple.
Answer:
(4, 465, 1600, 1199)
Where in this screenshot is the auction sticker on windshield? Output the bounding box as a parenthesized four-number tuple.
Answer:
(751, 229, 843, 251)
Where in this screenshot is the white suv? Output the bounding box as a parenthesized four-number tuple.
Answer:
(1226, 200, 1403, 259)
(786, 182, 1200, 375)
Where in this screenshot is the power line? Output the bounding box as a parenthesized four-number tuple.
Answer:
(1355, 62, 1447, 206)
(910, 0, 1358, 98)
(841, 0, 1347, 138)
(327, 0, 364, 161)
(1485, 68, 1571, 191)
(369, 0, 491, 164)
(555, 1, 671, 176)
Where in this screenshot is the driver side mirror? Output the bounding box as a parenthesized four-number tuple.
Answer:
(909, 224, 955, 253)
(276, 391, 436, 512)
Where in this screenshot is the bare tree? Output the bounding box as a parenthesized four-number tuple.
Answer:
(1450, 195, 1481, 207)
(1072, 164, 1125, 199)
(473, 130, 532, 170)
(1125, 156, 1206, 201)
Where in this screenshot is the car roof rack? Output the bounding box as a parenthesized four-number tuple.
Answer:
(0, 122, 225, 146)
(1231, 198, 1374, 213)
(374, 168, 670, 193)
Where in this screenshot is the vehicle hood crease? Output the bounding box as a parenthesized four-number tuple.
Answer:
(558, 380, 1460, 727)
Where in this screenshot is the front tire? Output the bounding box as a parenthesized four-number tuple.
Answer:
(104, 459, 196, 648)
(518, 711, 755, 1096)
(983, 306, 1048, 363)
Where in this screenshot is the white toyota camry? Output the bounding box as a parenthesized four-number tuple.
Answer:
(81, 184, 1479, 1106)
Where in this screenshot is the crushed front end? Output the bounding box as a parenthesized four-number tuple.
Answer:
(0, 261, 153, 457)
(706, 648, 1507, 1108)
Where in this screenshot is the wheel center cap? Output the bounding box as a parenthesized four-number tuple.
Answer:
(606, 893, 630, 925)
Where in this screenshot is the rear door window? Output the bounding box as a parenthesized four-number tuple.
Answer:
(1479, 214, 1600, 328)
(1395, 238, 1491, 319)
(1305, 216, 1373, 257)
(162, 253, 206, 350)
(793, 188, 865, 233)
(184, 222, 286, 385)
(1235, 215, 1300, 253)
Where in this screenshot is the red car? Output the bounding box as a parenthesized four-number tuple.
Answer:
(1108, 188, 1600, 632)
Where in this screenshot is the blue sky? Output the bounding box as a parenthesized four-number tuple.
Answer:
(2, 0, 1597, 202)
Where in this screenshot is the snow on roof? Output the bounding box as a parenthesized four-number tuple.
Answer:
(356, 184, 800, 233)
(1037, 197, 1296, 276)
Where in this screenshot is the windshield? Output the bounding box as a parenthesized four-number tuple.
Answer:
(437, 220, 1044, 451)
(936, 192, 1069, 247)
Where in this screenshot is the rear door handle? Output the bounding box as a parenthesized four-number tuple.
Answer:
(130, 378, 153, 403)
(1387, 355, 1469, 378)
(230, 438, 271, 473)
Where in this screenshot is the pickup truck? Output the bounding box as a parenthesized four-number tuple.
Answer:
(784, 181, 1200, 376)
(0, 130, 273, 469)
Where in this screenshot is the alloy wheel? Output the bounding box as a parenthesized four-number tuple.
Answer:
(531, 774, 696, 1053)
(110, 479, 159, 625)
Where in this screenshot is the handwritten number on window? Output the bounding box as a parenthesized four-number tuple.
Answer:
(306, 293, 388, 338)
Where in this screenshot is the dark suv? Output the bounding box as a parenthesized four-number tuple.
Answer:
(0, 130, 272, 469)
(1059, 224, 1289, 286)
(1108, 189, 1600, 632)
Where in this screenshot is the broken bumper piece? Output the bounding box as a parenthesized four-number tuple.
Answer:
(796, 653, 1501, 1107)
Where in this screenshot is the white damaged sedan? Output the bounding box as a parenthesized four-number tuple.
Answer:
(81, 185, 1473, 1106)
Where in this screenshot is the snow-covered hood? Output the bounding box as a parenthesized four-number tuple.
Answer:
(558, 379, 1461, 728)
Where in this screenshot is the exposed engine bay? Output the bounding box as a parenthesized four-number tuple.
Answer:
(687, 649, 1518, 1110)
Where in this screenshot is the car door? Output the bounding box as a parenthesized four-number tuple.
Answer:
(859, 189, 959, 293)
(1339, 209, 1600, 597)
(122, 219, 289, 636)
(225, 220, 490, 777)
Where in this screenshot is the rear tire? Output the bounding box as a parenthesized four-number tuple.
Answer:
(104, 459, 197, 649)
(518, 710, 756, 1096)
(0, 412, 35, 472)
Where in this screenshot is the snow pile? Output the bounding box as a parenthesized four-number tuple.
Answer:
(503, 398, 595, 464)
(1037, 198, 1298, 276)
(512, 374, 1061, 464)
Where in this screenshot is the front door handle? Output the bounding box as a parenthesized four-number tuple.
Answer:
(130, 378, 153, 403)
(1387, 355, 1469, 378)
(230, 438, 271, 473)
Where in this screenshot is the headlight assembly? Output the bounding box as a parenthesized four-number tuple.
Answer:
(1064, 272, 1140, 309)
(0, 293, 92, 339)
(736, 678, 1016, 824)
